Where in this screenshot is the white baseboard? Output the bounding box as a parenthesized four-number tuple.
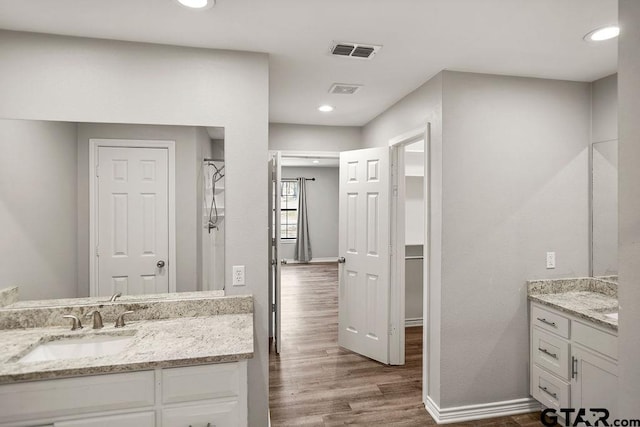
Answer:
(284, 257, 337, 264)
(424, 395, 541, 424)
(405, 317, 423, 327)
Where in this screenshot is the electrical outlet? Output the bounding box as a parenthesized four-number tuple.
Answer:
(232, 265, 245, 286)
(546, 252, 556, 269)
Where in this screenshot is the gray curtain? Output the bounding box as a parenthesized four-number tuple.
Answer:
(294, 178, 312, 262)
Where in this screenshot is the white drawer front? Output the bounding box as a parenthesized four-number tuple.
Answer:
(162, 401, 240, 427)
(54, 411, 155, 427)
(0, 371, 155, 424)
(532, 327, 570, 380)
(531, 365, 570, 411)
(532, 305, 570, 338)
(572, 320, 618, 360)
(162, 363, 240, 404)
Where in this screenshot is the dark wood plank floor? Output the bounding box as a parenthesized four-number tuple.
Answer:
(269, 263, 546, 426)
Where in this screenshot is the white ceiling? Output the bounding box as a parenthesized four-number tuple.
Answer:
(0, 0, 618, 127)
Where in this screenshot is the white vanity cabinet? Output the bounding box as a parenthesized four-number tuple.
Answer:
(0, 361, 247, 427)
(530, 303, 618, 420)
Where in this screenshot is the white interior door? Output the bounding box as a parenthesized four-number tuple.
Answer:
(338, 147, 391, 364)
(271, 152, 283, 354)
(96, 146, 169, 296)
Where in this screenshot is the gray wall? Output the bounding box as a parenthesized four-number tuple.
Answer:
(592, 74, 618, 143)
(363, 71, 444, 405)
(270, 123, 362, 152)
(363, 70, 591, 409)
(439, 71, 590, 407)
(281, 166, 339, 260)
(618, 0, 640, 416)
(0, 119, 78, 301)
(0, 31, 269, 426)
(76, 123, 206, 295)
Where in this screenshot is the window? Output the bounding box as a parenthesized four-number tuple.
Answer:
(280, 181, 298, 239)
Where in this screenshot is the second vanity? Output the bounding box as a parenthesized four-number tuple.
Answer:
(527, 278, 618, 422)
(0, 290, 253, 427)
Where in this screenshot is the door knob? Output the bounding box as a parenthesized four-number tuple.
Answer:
(157, 260, 165, 268)
(338, 257, 346, 264)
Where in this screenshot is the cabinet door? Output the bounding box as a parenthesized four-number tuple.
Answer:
(571, 347, 618, 420)
(162, 401, 241, 427)
(54, 411, 155, 427)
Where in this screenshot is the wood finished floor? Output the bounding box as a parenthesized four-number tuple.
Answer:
(269, 263, 546, 426)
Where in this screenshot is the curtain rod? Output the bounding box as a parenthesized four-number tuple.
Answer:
(282, 177, 315, 181)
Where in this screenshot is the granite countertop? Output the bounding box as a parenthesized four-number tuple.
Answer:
(4, 290, 225, 309)
(0, 313, 253, 384)
(527, 277, 618, 332)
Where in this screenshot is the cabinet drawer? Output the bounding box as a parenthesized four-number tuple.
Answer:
(573, 320, 618, 360)
(532, 305, 570, 338)
(0, 371, 155, 424)
(532, 328, 570, 380)
(531, 365, 570, 411)
(162, 401, 241, 427)
(162, 363, 240, 404)
(54, 411, 155, 427)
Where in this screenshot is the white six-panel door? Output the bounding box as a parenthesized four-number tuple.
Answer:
(338, 147, 391, 364)
(96, 146, 170, 296)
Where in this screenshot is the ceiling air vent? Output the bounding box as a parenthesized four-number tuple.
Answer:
(329, 83, 363, 95)
(330, 42, 382, 60)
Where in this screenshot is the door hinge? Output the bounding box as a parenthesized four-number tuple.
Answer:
(271, 237, 276, 246)
(95, 245, 100, 257)
(95, 165, 99, 177)
(271, 303, 276, 313)
(389, 322, 396, 336)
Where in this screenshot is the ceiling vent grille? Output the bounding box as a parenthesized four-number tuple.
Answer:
(330, 42, 381, 60)
(329, 83, 363, 95)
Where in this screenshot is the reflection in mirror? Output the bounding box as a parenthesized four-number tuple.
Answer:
(592, 139, 618, 280)
(0, 119, 225, 304)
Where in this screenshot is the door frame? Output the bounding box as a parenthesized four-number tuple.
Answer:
(387, 125, 430, 373)
(89, 138, 177, 296)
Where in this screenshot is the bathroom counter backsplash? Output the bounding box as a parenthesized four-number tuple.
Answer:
(0, 313, 253, 384)
(0, 292, 250, 330)
(0, 287, 18, 307)
(527, 277, 618, 331)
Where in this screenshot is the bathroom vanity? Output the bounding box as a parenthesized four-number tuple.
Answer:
(528, 278, 618, 422)
(0, 291, 253, 427)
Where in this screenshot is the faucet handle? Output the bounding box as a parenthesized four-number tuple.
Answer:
(63, 314, 83, 331)
(115, 310, 134, 328)
(85, 310, 104, 329)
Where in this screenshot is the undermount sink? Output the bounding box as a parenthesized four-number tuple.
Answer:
(18, 335, 134, 363)
(605, 312, 618, 321)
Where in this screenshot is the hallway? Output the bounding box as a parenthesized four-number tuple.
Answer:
(268, 263, 546, 426)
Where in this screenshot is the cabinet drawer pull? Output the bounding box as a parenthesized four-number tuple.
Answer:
(536, 317, 557, 327)
(538, 347, 558, 359)
(538, 385, 558, 399)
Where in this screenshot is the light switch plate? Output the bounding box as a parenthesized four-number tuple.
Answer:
(232, 265, 245, 286)
(546, 252, 556, 269)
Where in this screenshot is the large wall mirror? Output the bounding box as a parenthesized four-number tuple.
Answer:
(0, 118, 225, 303)
(591, 139, 618, 279)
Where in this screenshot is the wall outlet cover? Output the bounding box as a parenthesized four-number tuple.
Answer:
(546, 252, 556, 269)
(232, 265, 245, 286)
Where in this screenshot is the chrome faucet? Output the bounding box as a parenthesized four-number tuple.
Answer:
(62, 314, 83, 331)
(85, 310, 104, 329)
(109, 292, 122, 302)
(115, 310, 134, 328)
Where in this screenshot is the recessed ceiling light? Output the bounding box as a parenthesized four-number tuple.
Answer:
(176, 0, 214, 9)
(318, 105, 334, 112)
(584, 26, 620, 42)
(312, 160, 320, 164)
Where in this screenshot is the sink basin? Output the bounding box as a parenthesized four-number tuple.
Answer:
(18, 335, 134, 363)
(605, 312, 618, 321)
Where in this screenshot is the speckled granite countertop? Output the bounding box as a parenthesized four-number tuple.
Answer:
(527, 277, 618, 332)
(0, 313, 253, 384)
